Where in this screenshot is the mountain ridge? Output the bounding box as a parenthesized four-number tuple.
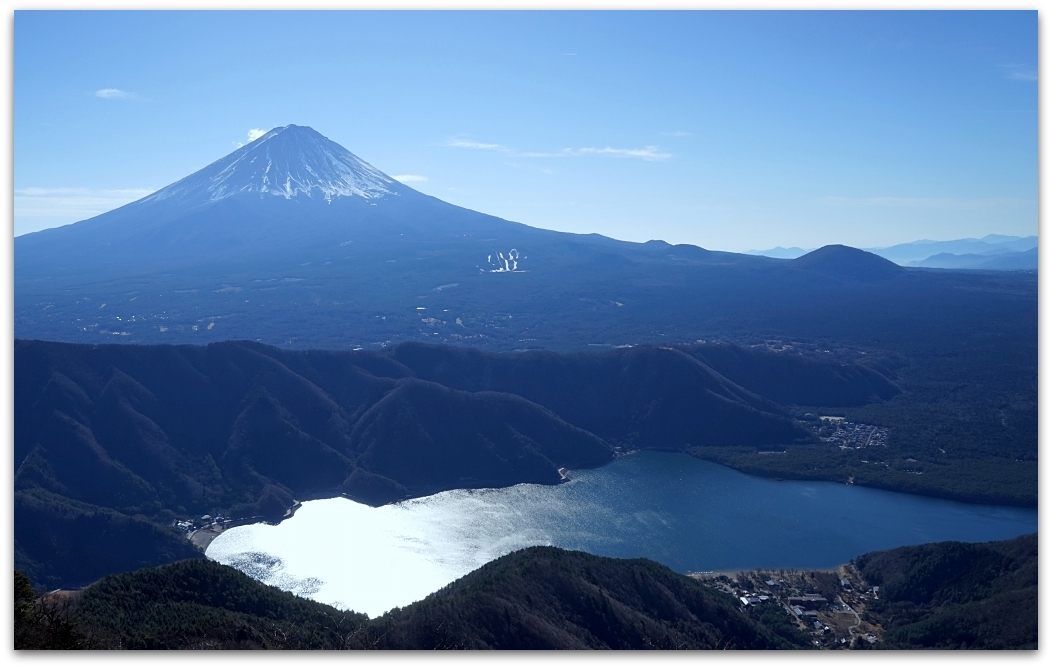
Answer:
(747, 235, 1038, 267)
(33, 547, 811, 649)
(22, 337, 883, 589)
(16, 124, 1034, 358)
(907, 247, 1037, 271)
(20, 535, 1036, 649)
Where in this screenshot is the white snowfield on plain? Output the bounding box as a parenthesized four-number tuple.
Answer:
(142, 125, 400, 205)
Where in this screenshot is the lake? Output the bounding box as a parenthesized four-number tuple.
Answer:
(206, 451, 1037, 617)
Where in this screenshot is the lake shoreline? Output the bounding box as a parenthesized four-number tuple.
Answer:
(686, 447, 1037, 509)
(205, 451, 1036, 618)
(191, 501, 305, 551)
(199, 448, 1036, 559)
(318, 446, 1036, 530)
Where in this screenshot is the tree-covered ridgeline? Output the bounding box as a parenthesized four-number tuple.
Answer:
(17, 535, 1035, 650)
(16, 548, 810, 650)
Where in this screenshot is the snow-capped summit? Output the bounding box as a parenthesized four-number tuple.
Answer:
(142, 125, 404, 205)
(16, 123, 524, 278)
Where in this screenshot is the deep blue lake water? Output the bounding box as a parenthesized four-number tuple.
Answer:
(207, 451, 1037, 617)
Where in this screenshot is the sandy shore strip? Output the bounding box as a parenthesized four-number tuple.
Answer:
(190, 526, 224, 551)
(189, 502, 303, 551)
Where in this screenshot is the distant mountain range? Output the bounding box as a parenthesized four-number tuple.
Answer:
(744, 246, 812, 259)
(748, 235, 1038, 270)
(906, 246, 1037, 270)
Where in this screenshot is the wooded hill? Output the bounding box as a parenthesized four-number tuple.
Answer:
(19, 546, 811, 650)
(856, 533, 1037, 649)
(18, 534, 1035, 650)
(15, 338, 895, 590)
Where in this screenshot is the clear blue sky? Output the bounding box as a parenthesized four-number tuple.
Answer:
(14, 10, 1037, 251)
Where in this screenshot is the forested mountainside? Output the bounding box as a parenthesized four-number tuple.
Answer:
(18, 547, 810, 650)
(855, 533, 1037, 649)
(18, 535, 1035, 650)
(14, 338, 897, 589)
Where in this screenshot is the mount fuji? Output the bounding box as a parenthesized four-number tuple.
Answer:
(141, 124, 405, 205)
(14, 124, 1028, 353)
(15, 125, 542, 274)
(13, 125, 761, 346)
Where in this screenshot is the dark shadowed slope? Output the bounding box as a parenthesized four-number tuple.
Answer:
(350, 379, 612, 495)
(63, 547, 809, 650)
(368, 547, 808, 649)
(63, 558, 369, 650)
(18, 338, 854, 589)
(26, 536, 1031, 650)
(855, 533, 1037, 649)
(385, 343, 809, 448)
(682, 343, 899, 407)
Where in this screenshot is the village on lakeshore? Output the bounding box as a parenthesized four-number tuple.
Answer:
(691, 564, 883, 648)
(809, 415, 890, 451)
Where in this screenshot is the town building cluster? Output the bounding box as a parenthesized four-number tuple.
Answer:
(691, 565, 884, 649)
(810, 416, 889, 450)
(172, 514, 230, 536)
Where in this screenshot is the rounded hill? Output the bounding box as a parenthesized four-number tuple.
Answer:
(789, 244, 905, 281)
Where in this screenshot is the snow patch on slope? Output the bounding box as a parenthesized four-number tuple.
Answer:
(481, 249, 527, 273)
